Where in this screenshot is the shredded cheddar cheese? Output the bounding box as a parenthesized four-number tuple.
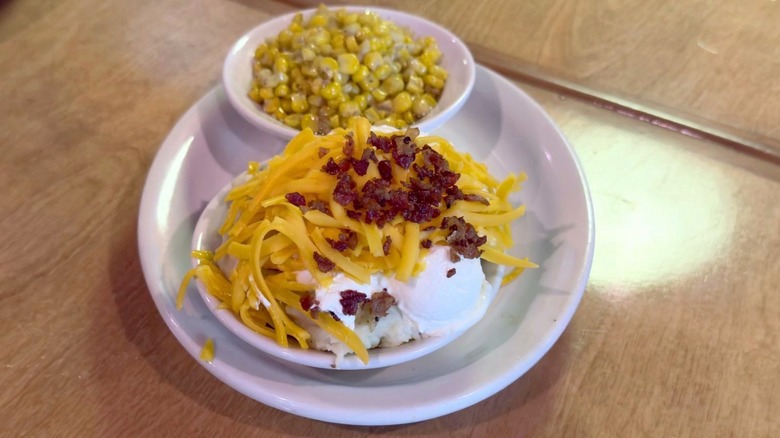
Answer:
(177, 117, 536, 364)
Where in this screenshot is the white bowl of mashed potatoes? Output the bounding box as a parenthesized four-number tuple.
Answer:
(179, 120, 533, 369)
(222, 5, 475, 140)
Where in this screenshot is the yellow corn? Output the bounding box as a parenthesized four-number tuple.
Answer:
(248, 5, 448, 131)
(392, 91, 412, 113)
(320, 82, 341, 100)
(338, 53, 360, 75)
(290, 93, 309, 113)
(274, 84, 289, 97)
(363, 51, 384, 71)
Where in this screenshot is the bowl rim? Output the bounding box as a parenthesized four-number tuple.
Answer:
(222, 5, 476, 140)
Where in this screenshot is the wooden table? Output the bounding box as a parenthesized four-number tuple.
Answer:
(2, 0, 778, 436)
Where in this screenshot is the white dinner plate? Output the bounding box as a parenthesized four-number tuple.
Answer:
(137, 65, 594, 426)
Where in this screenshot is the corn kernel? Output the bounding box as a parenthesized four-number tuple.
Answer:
(320, 82, 342, 100)
(249, 86, 262, 102)
(309, 14, 328, 28)
(284, 114, 302, 128)
(412, 94, 436, 117)
(290, 93, 309, 113)
(352, 65, 369, 82)
(420, 48, 442, 66)
(338, 53, 360, 75)
(339, 101, 360, 118)
(331, 33, 345, 50)
(307, 29, 330, 46)
(381, 75, 405, 95)
(353, 94, 368, 111)
(307, 94, 324, 108)
(310, 77, 323, 94)
(392, 91, 412, 113)
(428, 65, 448, 80)
(341, 11, 357, 25)
(318, 57, 339, 78)
(280, 98, 293, 113)
(409, 58, 427, 76)
(274, 84, 290, 97)
(263, 97, 280, 114)
(405, 75, 423, 95)
(277, 29, 293, 47)
(301, 114, 318, 132)
(371, 88, 388, 102)
(345, 35, 359, 52)
(374, 63, 392, 81)
(254, 44, 268, 60)
(423, 74, 444, 89)
(363, 51, 384, 71)
(364, 107, 380, 123)
(289, 22, 303, 33)
(359, 74, 379, 91)
(301, 47, 316, 62)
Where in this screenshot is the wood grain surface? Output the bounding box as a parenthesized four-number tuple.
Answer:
(1, 0, 779, 436)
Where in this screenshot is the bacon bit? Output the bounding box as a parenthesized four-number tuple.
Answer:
(444, 186, 465, 208)
(351, 157, 369, 176)
(285, 192, 306, 207)
(392, 135, 418, 169)
(441, 216, 487, 259)
(449, 249, 461, 263)
(343, 134, 355, 157)
(377, 160, 393, 181)
(413, 163, 434, 180)
(421, 239, 432, 249)
(300, 293, 317, 311)
(337, 158, 352, 174)
(339, 290, 368, 315)
(322, 158, 340, 175)
(447, 268, 456, 278)
(342, 230, 358, 250)
(362, 148, 378, 163)
(333, 174, 357, 206)
(318, 132, 488, 246)
(307, 199, 331, 215)
(361, 178, 391, 204)
(382, 236, 392, 255)
(464, 193, 490, 205)
(404, 126, 420, 141)
(368, 289, 396, 318)
(326, 238, 348, 252)
(318, 147, 329, 158)
(368, 131, 393, 152)
(402, 202, 437, 224)
(300, 293, 321, 318)
(421, 145, 448, 171)
(327, 230, 357, 252)
(313, 252, 335, 272)
(328, 311, 341, 322)
(437, 170, 460, 187)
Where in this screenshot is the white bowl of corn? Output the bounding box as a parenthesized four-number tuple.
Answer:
(223, 5, 476, 140)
